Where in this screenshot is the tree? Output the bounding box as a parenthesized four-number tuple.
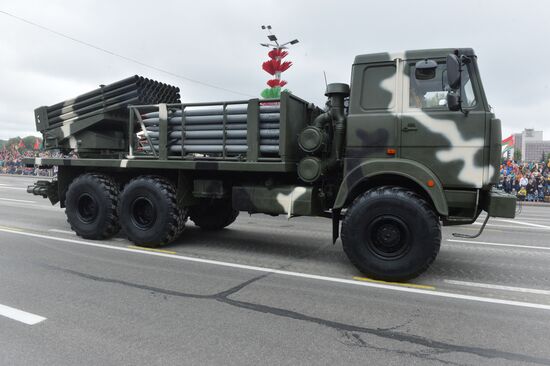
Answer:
(1, 136, 42, 151)
(513, 148, 522, 161)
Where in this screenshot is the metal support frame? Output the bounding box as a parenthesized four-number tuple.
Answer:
(126, 97, 282, 161)
(131, 106, 157, 158)
(246, 99, 260, 162)
(128, 107, 134, 158)
(222, 103, 228, 159)
(278, 93, 288, 160)
(158, 103, 168, 160)
(180, 105, 187, 158)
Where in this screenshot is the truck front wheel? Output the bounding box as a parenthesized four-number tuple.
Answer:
(65, 173, 120, 239)
(189, 199, 239, 230)
(341, 187, 441, 281)
(118, 176, 186, 247)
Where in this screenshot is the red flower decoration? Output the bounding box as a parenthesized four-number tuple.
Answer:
(262, 60, 293, 75)
(267, 79, 287, 88)
(268, 49, 288, 59)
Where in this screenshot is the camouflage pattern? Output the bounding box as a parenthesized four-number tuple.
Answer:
(334, 48, 514, 220)
(232, 185, 323, 217)
(25, 47, 515, 221)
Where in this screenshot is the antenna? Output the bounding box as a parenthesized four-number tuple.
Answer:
(323, 71, 328, 88)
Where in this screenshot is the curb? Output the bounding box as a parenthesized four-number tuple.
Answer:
(0, 174, 54, 178)
(517, 201, 550, 207)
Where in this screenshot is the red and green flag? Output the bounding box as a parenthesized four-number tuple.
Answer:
(502, 135, 514, 155)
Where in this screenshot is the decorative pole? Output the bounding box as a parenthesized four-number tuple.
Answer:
(260, 25, 299, 99)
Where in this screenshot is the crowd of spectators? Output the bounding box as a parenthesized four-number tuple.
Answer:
(0, 147, 61, 176)
(499, 159, 550, 202)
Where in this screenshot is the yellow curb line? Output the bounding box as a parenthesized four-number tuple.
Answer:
(127, 246, 177, 254)
(353, 276, 435, 290)
(0, 225, 23, 232)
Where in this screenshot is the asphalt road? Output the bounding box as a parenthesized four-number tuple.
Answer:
(1, 175, 550, 365)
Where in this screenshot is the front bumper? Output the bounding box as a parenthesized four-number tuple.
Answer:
(482, 188, 516, 219)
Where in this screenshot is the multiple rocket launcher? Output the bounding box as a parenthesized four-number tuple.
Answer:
(35, 75, 181, 132)
(34, 76, 285, 157)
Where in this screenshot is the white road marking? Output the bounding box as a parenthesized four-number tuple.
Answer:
(48, 229, 75, 235)
(0, 197, 36, 204)
(511, 217, 550, 223)
(445, 280, 550, 296)
(472, 221, 549, 231)
(0, 303, 46, 325)
(447, 239, 550, 251)
(2, 227, 550, 311)
(494, 219, 550, 230)
(0, 201, 58, 211)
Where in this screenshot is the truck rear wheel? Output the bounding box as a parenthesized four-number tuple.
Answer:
(65, 173, 120, 239)
(189, 199, 239, 230)
(341, 187, 441, 281)
(118, 176, 186, 247)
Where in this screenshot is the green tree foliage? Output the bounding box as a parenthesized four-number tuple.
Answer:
(513, 148, 522, 161)
(0, 136, 41, 151)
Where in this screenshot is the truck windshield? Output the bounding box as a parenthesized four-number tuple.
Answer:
(410, 63, 476, 109)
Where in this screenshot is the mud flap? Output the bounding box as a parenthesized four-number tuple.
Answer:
(332, 208, 341, 244)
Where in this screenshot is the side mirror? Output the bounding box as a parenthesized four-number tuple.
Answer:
(446, 54, 461, 90)
(447, 90, 460, 111)
(415, 59, 437, 80)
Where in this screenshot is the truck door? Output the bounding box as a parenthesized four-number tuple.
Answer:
(346, 61, 400, 164)
(400, 60, 487, 189)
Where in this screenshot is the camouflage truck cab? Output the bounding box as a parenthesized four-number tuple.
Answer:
(335, 48, 511, 224)
(25, 48, 516, 281)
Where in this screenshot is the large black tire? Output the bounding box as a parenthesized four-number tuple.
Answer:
(118, 176, 186, 247)
(65, 173, 120, 239)
(189, 199, 239, 231)
(341, 187, 441, 281)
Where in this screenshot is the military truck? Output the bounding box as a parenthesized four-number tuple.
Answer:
(25, 48, 516, 281)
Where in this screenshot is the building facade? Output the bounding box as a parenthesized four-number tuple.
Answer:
(513, 129, 550, 161)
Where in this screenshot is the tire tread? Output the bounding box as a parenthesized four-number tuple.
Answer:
(341, 186, 441, 280)
(65, 173, 120, 239)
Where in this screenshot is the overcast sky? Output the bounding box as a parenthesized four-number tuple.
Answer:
(0, 0, 548, 140)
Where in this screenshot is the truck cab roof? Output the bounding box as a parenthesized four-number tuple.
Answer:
(354, 48, 476, 64)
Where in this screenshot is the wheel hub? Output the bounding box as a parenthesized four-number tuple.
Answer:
(76, 193, 99, 223)
(366, 215, 410, 259)
(130, 197, 157, 230)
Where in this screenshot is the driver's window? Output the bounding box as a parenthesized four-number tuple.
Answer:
(462, 74, 476, 108)
(409, 63, 477, 109)
(409, 63, 447, 109)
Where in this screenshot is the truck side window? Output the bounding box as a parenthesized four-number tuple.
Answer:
(462, 74, 476, 108)
(409, 64, 477, 109)
(360, 65, 396, 110)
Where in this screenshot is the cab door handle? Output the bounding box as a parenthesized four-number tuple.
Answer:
(402, 123, 418, 132)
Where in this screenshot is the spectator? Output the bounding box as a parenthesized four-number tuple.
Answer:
(519, 175, 528, 189)
(500, 158, 550, 203)
(0, 143, 64, 176)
